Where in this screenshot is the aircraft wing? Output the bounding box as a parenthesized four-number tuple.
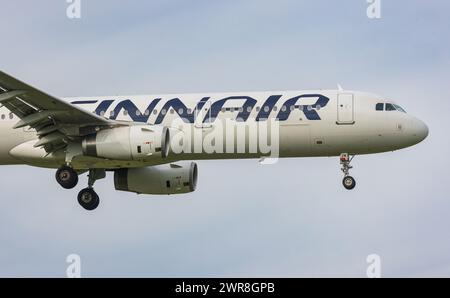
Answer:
(0, 70, 121, 152)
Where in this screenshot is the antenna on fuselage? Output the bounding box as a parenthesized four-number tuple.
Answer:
(337, 84, 344, 92)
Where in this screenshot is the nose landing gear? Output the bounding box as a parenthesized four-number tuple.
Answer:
(343, 176, 356, 190)
(340, 153, 356, 190)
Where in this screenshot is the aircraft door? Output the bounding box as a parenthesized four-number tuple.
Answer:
(337, 93, 355, 125)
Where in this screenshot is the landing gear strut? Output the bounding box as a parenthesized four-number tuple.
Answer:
(340, 153, 356, 190)
(78, 169, 105, 211)
(56, 166, 79, 189)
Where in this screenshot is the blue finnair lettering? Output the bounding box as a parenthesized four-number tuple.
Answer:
(205, 96, 257, 123)
(74, 94, 330, 123)
(71, 100, 99, 105)
(155, 97, 209, 124)
(256, 95, 282, 121)
(95, 100, 114, 116)
(109, 99, 161, 122)
(277, 94, 329, 121)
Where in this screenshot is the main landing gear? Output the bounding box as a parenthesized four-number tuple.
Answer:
(55, 166, 105, 211)
(340, 153, 356, 190)
(56, 166, 79, 189)
(78, 169, 105, 211)
(78, 188, 100, 211)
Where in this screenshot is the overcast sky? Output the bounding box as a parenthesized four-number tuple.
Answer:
(0, 0, 449, 277)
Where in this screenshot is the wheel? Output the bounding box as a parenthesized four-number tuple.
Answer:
(77, 188, 100, 211)
(342, 176, 356, 190)
(56, 166, 79, 189)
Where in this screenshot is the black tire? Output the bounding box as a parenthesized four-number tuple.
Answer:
(77, 188, 100, 211)
(343, 176, 356, 190)
(56, 166, 79, 189)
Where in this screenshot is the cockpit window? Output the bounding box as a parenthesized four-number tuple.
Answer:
(375, 102, 407, 113)
(385, 103, 396, 111)
(393, 104, 406, 113)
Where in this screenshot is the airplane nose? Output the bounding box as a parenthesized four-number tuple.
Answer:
(412, 118, 429, 143)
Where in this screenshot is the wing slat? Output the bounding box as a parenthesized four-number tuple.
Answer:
(0, 71, 112, 125)
(0, 71, 124, 154)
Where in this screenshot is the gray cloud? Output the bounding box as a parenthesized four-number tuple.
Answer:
(0, 0, 449, 277)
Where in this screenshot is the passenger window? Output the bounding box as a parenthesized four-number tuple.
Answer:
(1, 114, 4, 120)
(376, 103, 384, 111)
(9, 113, 13, 119)
(386, 103, 396, 111)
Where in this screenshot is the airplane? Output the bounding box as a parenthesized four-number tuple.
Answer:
(0, 71, 428, 211)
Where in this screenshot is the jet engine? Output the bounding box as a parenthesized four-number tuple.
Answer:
(114, 162, 198, 195)
(82, 125, 170, 161)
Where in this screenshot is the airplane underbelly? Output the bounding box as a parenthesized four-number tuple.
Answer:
(0, 122, 36, 165)
(279, 124, 311, 157)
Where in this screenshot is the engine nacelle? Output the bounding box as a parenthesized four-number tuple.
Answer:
(82, 125, 170, 161)
(114, 162, 198, 195)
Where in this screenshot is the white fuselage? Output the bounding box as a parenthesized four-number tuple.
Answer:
(0, 90, 428, 169)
